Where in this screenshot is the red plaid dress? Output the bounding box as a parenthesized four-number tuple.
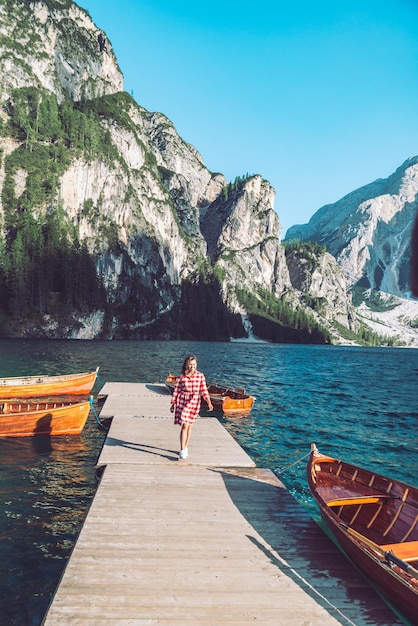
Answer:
(171, 371, 210, 425)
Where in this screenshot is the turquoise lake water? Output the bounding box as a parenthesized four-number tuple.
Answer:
(0, 339, 417, 625)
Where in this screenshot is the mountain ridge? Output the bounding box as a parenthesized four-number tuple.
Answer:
(0, 0, 416, 346)
(286, 156, 418, 296)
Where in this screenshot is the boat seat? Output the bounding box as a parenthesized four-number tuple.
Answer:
(380, 540, 418, 562)
(328, 494, 395, 507)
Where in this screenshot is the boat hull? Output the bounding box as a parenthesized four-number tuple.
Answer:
(0, 400, 91, 437)
(0, 369, 98, 399)
(307, 445, 418, 624)
(165, 375, 255, 414)
(207, 388, 254, 414)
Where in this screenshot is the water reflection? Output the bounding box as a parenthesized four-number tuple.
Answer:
(31, 432, 52, 454)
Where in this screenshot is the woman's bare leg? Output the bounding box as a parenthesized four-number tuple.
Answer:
(184, 424, 192, 448)
(180, 424, 188, 450)
(180, 424, 192, 451)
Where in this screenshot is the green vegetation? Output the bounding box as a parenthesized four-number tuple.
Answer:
(351, 286, 399, 312)
(235, 286, 332, 343)
(400, 316, 418, 329)
(222, 173, 255, 201)
(34, 0, 73, 9)
(194, 258, 227, 285)
(3, 87, 122, 193)
(332, 321, 401, 347)
(283, 239, 327, 255)
(0, 87, 127, 325)
(302, 293, 328, 315)
(1, 1, 45, 56)
(2, 87, 138, 193)
(284, 239, 327, 272)
(0, 204, 106, 320)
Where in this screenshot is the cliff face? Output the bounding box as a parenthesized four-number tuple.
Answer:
(201, 176, 291, 296)
(286, 157, 418, 297)
(285, 245, 355, 329)
(0, 0, 399, 344)
(0, 0, 123, 102)
(56, 99, 257, 337)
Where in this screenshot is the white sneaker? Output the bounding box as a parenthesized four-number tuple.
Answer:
(183, 447, 188, 458)
(178, 450, 184, 459)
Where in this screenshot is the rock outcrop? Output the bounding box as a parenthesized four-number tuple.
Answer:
(286, 156, 418, 297)
(201, 176, 291, 298)
(0, 0, 123, 103)
(285, 244, 355, 330)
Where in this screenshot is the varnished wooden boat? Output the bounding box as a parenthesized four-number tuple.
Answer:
(0, 399, 91, 437)
(307, 443, 418, 623)
(165, 374, 255, 414)
(0, 368, 99, 399)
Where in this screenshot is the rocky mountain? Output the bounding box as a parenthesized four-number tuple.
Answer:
(0, 0, 122, 102)
(285, 157, 418, 346)
(286, 156, 418, 297)
(0, 0, 414, 346)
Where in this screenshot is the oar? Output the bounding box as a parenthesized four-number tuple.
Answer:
(342, 524, 418, 579)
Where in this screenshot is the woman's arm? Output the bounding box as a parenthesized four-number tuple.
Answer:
(171, 376, 182, 406)
(200, 374, 213, 411)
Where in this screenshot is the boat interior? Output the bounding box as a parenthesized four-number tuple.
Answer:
(0, 399, 84, 414)
(313, 458, 418, 565)
(208, 384, 247, 399)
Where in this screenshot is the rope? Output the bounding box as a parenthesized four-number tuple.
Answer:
(271, 542, 357, 626)
(89, 395, 108, 431)
(274, 451, 311, 474)
(96, 372, 105, 388)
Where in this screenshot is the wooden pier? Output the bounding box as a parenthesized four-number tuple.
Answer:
(42, 383, 403, 625)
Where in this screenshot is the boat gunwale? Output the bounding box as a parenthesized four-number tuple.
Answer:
(0, 399, 90, 416)
(0, 368, 98, 386)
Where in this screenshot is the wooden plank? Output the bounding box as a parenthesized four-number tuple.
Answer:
(381, 540, 418, 561)
(97, 415, 255, 468)
(43, 465, 343, 624)
(98, 382, 172, 418)
(328, 496, 383, 507)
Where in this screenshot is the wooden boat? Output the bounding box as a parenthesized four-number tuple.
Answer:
(165, 375, 255, 414)
(307, 443, 418, 623)
(0, 398, 92, 437)
(0, 368, 99, 399)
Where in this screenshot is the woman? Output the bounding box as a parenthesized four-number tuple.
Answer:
(170, 355, 213, 459)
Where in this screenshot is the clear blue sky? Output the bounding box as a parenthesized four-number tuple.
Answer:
(79, 0, 418, 235)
